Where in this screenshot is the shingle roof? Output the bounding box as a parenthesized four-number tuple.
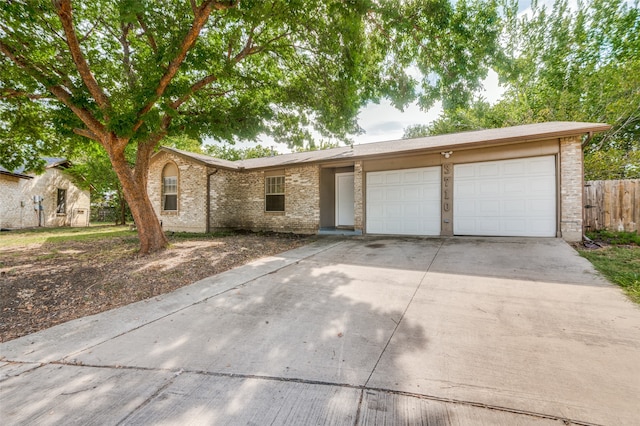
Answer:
(0, 157, 69, 179)
(159, 147, 242, 170)
(159, 121, 610, 171)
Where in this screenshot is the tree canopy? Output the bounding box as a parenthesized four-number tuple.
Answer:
(1, 0, 500, 252)
(404, 0, 640, 179)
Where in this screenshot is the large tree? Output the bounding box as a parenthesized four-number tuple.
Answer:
(404, 0, 640, 179)
(1, 0, 499, 253)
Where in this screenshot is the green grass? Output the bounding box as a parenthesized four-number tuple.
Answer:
(585, 230, 640, 245)
(0, 225, 240, 249)
(0, 225, 137, 248)
(578, 231, 640, 304)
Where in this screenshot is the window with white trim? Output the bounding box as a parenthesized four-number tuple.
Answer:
(161, 163, 178, 211)
(265, 175, 285, 212)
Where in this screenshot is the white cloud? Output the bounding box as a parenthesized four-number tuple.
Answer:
(478, 69, 505, 105)
(353, 99, 441, 144)
(353, 69, 505, 144)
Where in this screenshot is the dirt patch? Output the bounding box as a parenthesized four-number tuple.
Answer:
(365, 243, 385, 249)
(0, 231, 310, 342)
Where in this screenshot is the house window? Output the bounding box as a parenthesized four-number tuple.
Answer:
(265, 176, 285, 212)
(162, 162, 179, 211)
(56, 188, 66, 214)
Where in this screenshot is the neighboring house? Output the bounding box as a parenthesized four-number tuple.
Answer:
(0, 158, 90, 229)
(148, 121, 610, 241)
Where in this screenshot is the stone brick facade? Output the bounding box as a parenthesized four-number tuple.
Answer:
(0, 169, 90, 229)
(209, 164, 320, 234)
(148, 151, 209, 233)
(559, 136, 584, 241)
(149, 151, 320, 234)
(150, 125, 594, 241)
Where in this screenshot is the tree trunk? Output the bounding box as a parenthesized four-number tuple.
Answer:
(116, 185, 126, 225)
(108, 144, 168, 254)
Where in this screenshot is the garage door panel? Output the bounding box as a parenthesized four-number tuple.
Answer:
(529, 176, 555, 193)
(478, 200, 500, 215)
(502, 199, 527, 215)
(504, 179, 527, 193)
(386, 188, 401, 201)
(526, 200, 556, 215)
(368, 174, 385, 185)
(456, 181, 476, 197)
(479, 163, 500, 177)
(454, 156, 556, 237)
(528, 218, 557, 235)
(455, 164, 475, 178)
(479, 181, 500, 194)
(503, 161, 525, 175)
(477, 218, 500, 233)
(403, 170, 422, 183)
(385, 172, 401, 184)
(403, 186, 421, 199)
(529, 157, 556, 174)
(366, 166, 441, 235)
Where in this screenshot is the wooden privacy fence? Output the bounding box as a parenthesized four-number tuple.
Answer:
(584, 179, 640, 233)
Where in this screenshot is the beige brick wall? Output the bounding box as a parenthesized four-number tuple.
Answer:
(209, 164, 320, 234)
(148, 151, 208, 233)
(559, 136, 584, 241)
(0, 169, 90, 229)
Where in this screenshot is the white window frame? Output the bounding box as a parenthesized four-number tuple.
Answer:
(265, 175, 285, 212)
(162, 176, 178, 211)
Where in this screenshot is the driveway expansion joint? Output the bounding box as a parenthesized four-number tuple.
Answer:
(40, 359, 601, 426)
(364, 239, 445, 387)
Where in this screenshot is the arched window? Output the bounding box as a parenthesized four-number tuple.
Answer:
(161, 162, 178, 211)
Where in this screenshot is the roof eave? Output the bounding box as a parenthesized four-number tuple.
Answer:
(156, 146, 241, 171)
(0, 170, 33, 179)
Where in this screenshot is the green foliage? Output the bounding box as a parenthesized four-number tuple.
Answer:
(163, 135, 204, 154)
(584, 149, 640, 180)
(292, 140, 343, 152)
(66, 143, 132, 224)
(204, 144, 276, 161)
(1, 0, 501, 167)
(406, 0, 640, 179)
(579, 246, 640, 304)
(586, 230, 640, 246)
(0, 225, 136, 249)
(1, 1, 501, 251)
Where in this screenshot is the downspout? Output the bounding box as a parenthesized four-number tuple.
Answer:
(206, 168, 218, 233)
(581, 131, 594, 148)
(581, 132, 594, 241)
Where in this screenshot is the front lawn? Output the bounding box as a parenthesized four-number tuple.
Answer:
(577, 231, 640, 304)
(0, 226, 309, 342)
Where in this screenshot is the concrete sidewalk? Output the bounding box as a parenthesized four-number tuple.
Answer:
(1, 237, 639, 425)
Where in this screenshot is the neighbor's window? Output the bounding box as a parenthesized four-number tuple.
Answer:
(162, 162, 179, 211)
(265, 175, 285, 212)
(56, 188, 66, 214)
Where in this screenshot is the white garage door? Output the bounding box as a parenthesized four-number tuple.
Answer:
(454, 156, 556, 237)
(366, 167, 441, 235)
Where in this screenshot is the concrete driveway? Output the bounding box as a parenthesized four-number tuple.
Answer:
(1, 237, 639, 425)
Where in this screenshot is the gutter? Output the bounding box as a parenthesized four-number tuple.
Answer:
(581, 131, 593, 242)
(206, 168, 218, 233)
(581, 131, 594, 148)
